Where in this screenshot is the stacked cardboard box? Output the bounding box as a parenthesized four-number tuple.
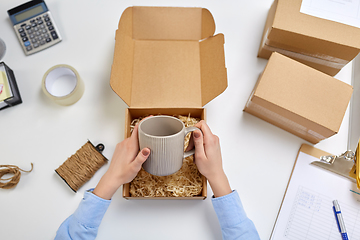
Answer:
(248, 0, 356, 143)
(245, 52, 353, 144)
(258, 0, 360, 76)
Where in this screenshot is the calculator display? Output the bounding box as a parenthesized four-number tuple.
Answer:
(15, 5, 45, 22)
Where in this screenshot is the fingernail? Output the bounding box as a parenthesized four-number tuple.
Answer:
(194, 131, 201, 138)
(142, 148, 150, 156)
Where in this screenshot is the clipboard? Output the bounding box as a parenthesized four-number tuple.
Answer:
(311, 141, 360, 189)
(269, 144, 360, 240)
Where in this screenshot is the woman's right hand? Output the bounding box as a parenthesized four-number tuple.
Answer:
(187, 120, 232, 198)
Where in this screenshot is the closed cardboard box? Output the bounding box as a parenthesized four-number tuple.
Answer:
(258, 0, 360, 76)
(110, 7, 227, 199)
(244, 52, 353, 144)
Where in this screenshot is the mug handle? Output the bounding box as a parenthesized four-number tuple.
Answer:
(183, 126, 201, 158)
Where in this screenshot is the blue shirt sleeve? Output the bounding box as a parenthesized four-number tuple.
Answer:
(54, 189, 111, 240)
(212, 190, 260, 240)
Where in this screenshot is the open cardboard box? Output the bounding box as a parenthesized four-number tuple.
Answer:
(258, 0, 360, 76)
(110, 7, 227, 199)
(244, 52, 353, 144)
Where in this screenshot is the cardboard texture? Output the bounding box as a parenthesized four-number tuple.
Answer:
(244, 52, 353, 144)
(258, 0, 360, 76)
(110, 6, 227, 199)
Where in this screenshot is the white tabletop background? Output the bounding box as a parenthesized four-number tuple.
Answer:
(0, 0, 353, 239)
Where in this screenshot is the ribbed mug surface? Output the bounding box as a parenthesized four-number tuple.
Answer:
(138, 115, 198, 176)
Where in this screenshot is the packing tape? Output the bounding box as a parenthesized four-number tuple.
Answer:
(261, 28, 349, 69)
(246, 100, 326, 141)
(42, 64, 84, 106)
(263, 42, 348, 69)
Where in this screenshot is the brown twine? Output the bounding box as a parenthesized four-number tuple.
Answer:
(55, 141, 108, 192)
(0, 163, 33, 189)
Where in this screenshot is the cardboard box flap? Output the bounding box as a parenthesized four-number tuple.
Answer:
(255, 53, 353, 132)
(201, 8, 216, 40)
(110, 6, 227, 108)
(200, 34, 228, 106)
(129, 39, 204, 108)
(269, 0, 360, 54)
(110, 6, 134, 106)
(131, 7, 215, 41)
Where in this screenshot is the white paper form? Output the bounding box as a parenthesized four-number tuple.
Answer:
(270, 152, 360, 240)
(301, 0, 360, 28)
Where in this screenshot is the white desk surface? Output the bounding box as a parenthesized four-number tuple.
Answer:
(0, 0, 353, 239)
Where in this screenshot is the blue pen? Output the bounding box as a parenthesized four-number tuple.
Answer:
(333, 200, 349, 240)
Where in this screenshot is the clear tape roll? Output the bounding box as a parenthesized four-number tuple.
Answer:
(42, 64, 84, 106)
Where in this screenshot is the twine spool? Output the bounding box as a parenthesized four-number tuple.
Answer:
(0, 163, 33, 189)
(55, 141, 108, 192)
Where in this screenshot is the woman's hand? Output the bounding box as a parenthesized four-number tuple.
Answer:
(93, 123, 150, 200)
(187, 121, 231, 198)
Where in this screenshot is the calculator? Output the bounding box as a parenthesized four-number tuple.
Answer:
(7, 0, 62, 56)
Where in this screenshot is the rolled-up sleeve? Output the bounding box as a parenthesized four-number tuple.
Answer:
(212, 190, 260, 240)
(55, 189, 111, 240)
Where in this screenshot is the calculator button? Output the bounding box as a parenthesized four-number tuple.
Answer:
(46, 22, 52, 26)
(29, 34, 35, 39)
(21, 23, 26, 27)
(38, 20, 43, 25)
(40, 24, 45, 29)
(32, 38, 37, 43)
(24, 41, 30, 47)
(22, 37, 28, 42)
(42, 29, 47, 33)
(20, 32, 26, 37)
(31, 23, 37, 28)
(36, 32, 41, 36)
(49, 26, 54, 31)
(43, 14, 48, 17)
(38, 36, 43, 40)
(26, 46, 32, 51)
(44, 33, 49, 38)
(36, 17, 42, 20)
(46, 38, 52, 43)
(18, 28, 24, 33)
(30, 19, 36, 23)
(45, 17, 50, 22)
(40, 40, 46, 45)
(34, 27, 39, 31)
(25, 25, 31, 30)
(27, 29, 33, 34)
(50, 31, 59, 40)
(33, 43, 39, 48)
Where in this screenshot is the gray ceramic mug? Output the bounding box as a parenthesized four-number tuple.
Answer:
(138, 115, 199, 176)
